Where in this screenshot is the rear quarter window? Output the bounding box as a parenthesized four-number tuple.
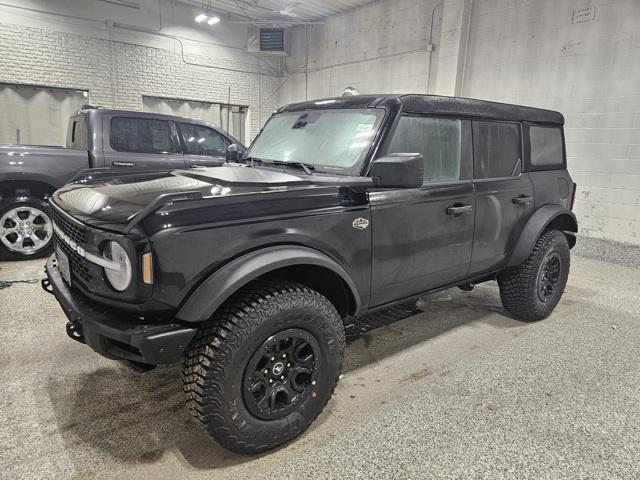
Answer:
(529, 126, 564, 167)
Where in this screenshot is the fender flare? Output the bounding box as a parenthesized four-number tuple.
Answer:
(176, 245, 361, 323)
(507, 204, 578, 267)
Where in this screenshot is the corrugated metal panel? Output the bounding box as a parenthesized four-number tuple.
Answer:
(180, 0, 376, 22)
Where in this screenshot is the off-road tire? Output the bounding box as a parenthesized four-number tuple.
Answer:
(498, 230, 570, 321)
(182, 280, 345, 454)
(0, 197, 53, 261)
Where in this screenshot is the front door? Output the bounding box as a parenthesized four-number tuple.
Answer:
(370, 115, 475, 307)
(178, 122, 230, 169)
(470, 121, 535, 273)
(103, 115, 185, 172)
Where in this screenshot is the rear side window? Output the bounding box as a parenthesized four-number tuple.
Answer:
(530, 126, 564, 167)
(69, 116, 88, 149)
(110, 117, 175, 154)
(474, 122, 521, 178)
(179, 123, 229, 157)
(387, 116, 461, 184)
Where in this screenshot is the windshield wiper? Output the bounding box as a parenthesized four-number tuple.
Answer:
(237, 156, 264, 168)
(266, 160, 315, 176)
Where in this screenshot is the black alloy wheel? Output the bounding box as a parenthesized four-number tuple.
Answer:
(244, 329, 320, 420)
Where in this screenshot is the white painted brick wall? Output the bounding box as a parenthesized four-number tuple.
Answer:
(463, 0, 640, 246)
(0, 2, 282, 142)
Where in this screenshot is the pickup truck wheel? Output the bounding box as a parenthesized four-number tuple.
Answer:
(182, 280, 345, 454)
(0, 198, 53, 261)
(498, 230, 570, 321)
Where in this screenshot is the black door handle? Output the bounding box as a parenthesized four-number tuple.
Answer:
(446, 204, 473, 216)
(512, 195, 533, 205)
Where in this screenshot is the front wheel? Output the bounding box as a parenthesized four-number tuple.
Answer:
(182, 281, 345, 454)
(498, 230, 570, 321)
(0, 198, 54, 261)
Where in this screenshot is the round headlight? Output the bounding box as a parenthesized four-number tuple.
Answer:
(103, 241, 132, 291)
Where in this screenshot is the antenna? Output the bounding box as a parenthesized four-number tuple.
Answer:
(227, 86, 232, 135)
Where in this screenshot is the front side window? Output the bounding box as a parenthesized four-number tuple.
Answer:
(110, 117, 175, 154)
(387, 116, 462, 185)
(530, 126, 564, 167)
(248, 108, 384, 174)
(179, 123, 229, 157)
(474, 121, 521, 178)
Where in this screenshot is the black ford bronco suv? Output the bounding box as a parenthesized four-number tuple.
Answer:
(42, 94, 577, 454)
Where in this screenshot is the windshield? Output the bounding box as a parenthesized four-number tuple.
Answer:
(247, 108, 384, 174)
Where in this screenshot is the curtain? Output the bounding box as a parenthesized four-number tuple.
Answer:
(0, 84, 87, 146)
(142, 96, 247, 145)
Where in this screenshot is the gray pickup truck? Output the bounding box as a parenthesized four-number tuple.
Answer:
(0, 108, 244, 260)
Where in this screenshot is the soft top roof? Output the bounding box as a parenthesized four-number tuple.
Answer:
(279, 94, 564, 125)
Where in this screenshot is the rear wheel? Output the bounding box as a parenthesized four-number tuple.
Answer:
(0, 198, 53, 261)
(182, 281, 345, 454)
(498, 230, 570, 321)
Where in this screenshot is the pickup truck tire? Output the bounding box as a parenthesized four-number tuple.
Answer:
(182, 280, 345, 454)
(498, 230, 570, 321)
(0, 198, 54, 261)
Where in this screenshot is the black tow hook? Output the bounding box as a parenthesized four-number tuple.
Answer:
(66, 321, 85, 344)
(41, 278, 54, 295)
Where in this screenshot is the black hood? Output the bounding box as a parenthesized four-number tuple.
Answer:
(51, 165, 372, 229)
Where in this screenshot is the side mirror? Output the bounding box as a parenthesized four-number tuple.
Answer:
(371, 153, 424, 188)
(226, 143, 242, 163)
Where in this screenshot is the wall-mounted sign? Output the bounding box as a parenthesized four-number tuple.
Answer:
(572, 6, 596, 24)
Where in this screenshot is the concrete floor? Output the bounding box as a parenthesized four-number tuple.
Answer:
(0, 255, 638, 480)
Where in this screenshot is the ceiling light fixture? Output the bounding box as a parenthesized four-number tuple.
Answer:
(195, 14, 221, 26)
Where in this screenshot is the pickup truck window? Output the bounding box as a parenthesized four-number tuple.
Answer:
(247, 109, 384, 174)
(179, 123, 229, 157)
(69, 116, 88, 149)
(110, 117, 176, 154)
(474, 121, 522, 179)
(387, 116, 462, 185)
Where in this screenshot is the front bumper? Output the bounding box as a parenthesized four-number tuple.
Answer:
(43, 254, 196, 366)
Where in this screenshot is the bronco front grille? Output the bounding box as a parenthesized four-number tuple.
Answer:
(50, 204, 93, 285)
(54, 234, 92, 284)
(50, 206, 88, 245)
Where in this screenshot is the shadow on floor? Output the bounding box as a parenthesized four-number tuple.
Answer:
(46, 284, 522, 472)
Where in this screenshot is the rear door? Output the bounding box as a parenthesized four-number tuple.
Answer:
(177, 122, 230, 168)
(470, 121, 534, 273)
(369, 115, 475, 307)
(103, 115, 185, 172)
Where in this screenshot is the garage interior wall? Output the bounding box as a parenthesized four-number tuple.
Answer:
(0, 0, 283, 143)
(0, 83, 88, 145)
(282, 0, 640, 248)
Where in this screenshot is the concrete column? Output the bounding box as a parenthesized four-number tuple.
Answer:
(432, 0, 472, 96)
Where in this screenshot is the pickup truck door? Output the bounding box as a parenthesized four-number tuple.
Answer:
(102, 115, 186, 172)
(369, 116, 475, 307)
(177, 122, 230, 169)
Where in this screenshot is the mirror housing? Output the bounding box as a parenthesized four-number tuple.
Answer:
(226, 143, 242, 163)
(371, 153, 424, 188)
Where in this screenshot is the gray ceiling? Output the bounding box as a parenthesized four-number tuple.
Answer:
(179, 0, 376, 22)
